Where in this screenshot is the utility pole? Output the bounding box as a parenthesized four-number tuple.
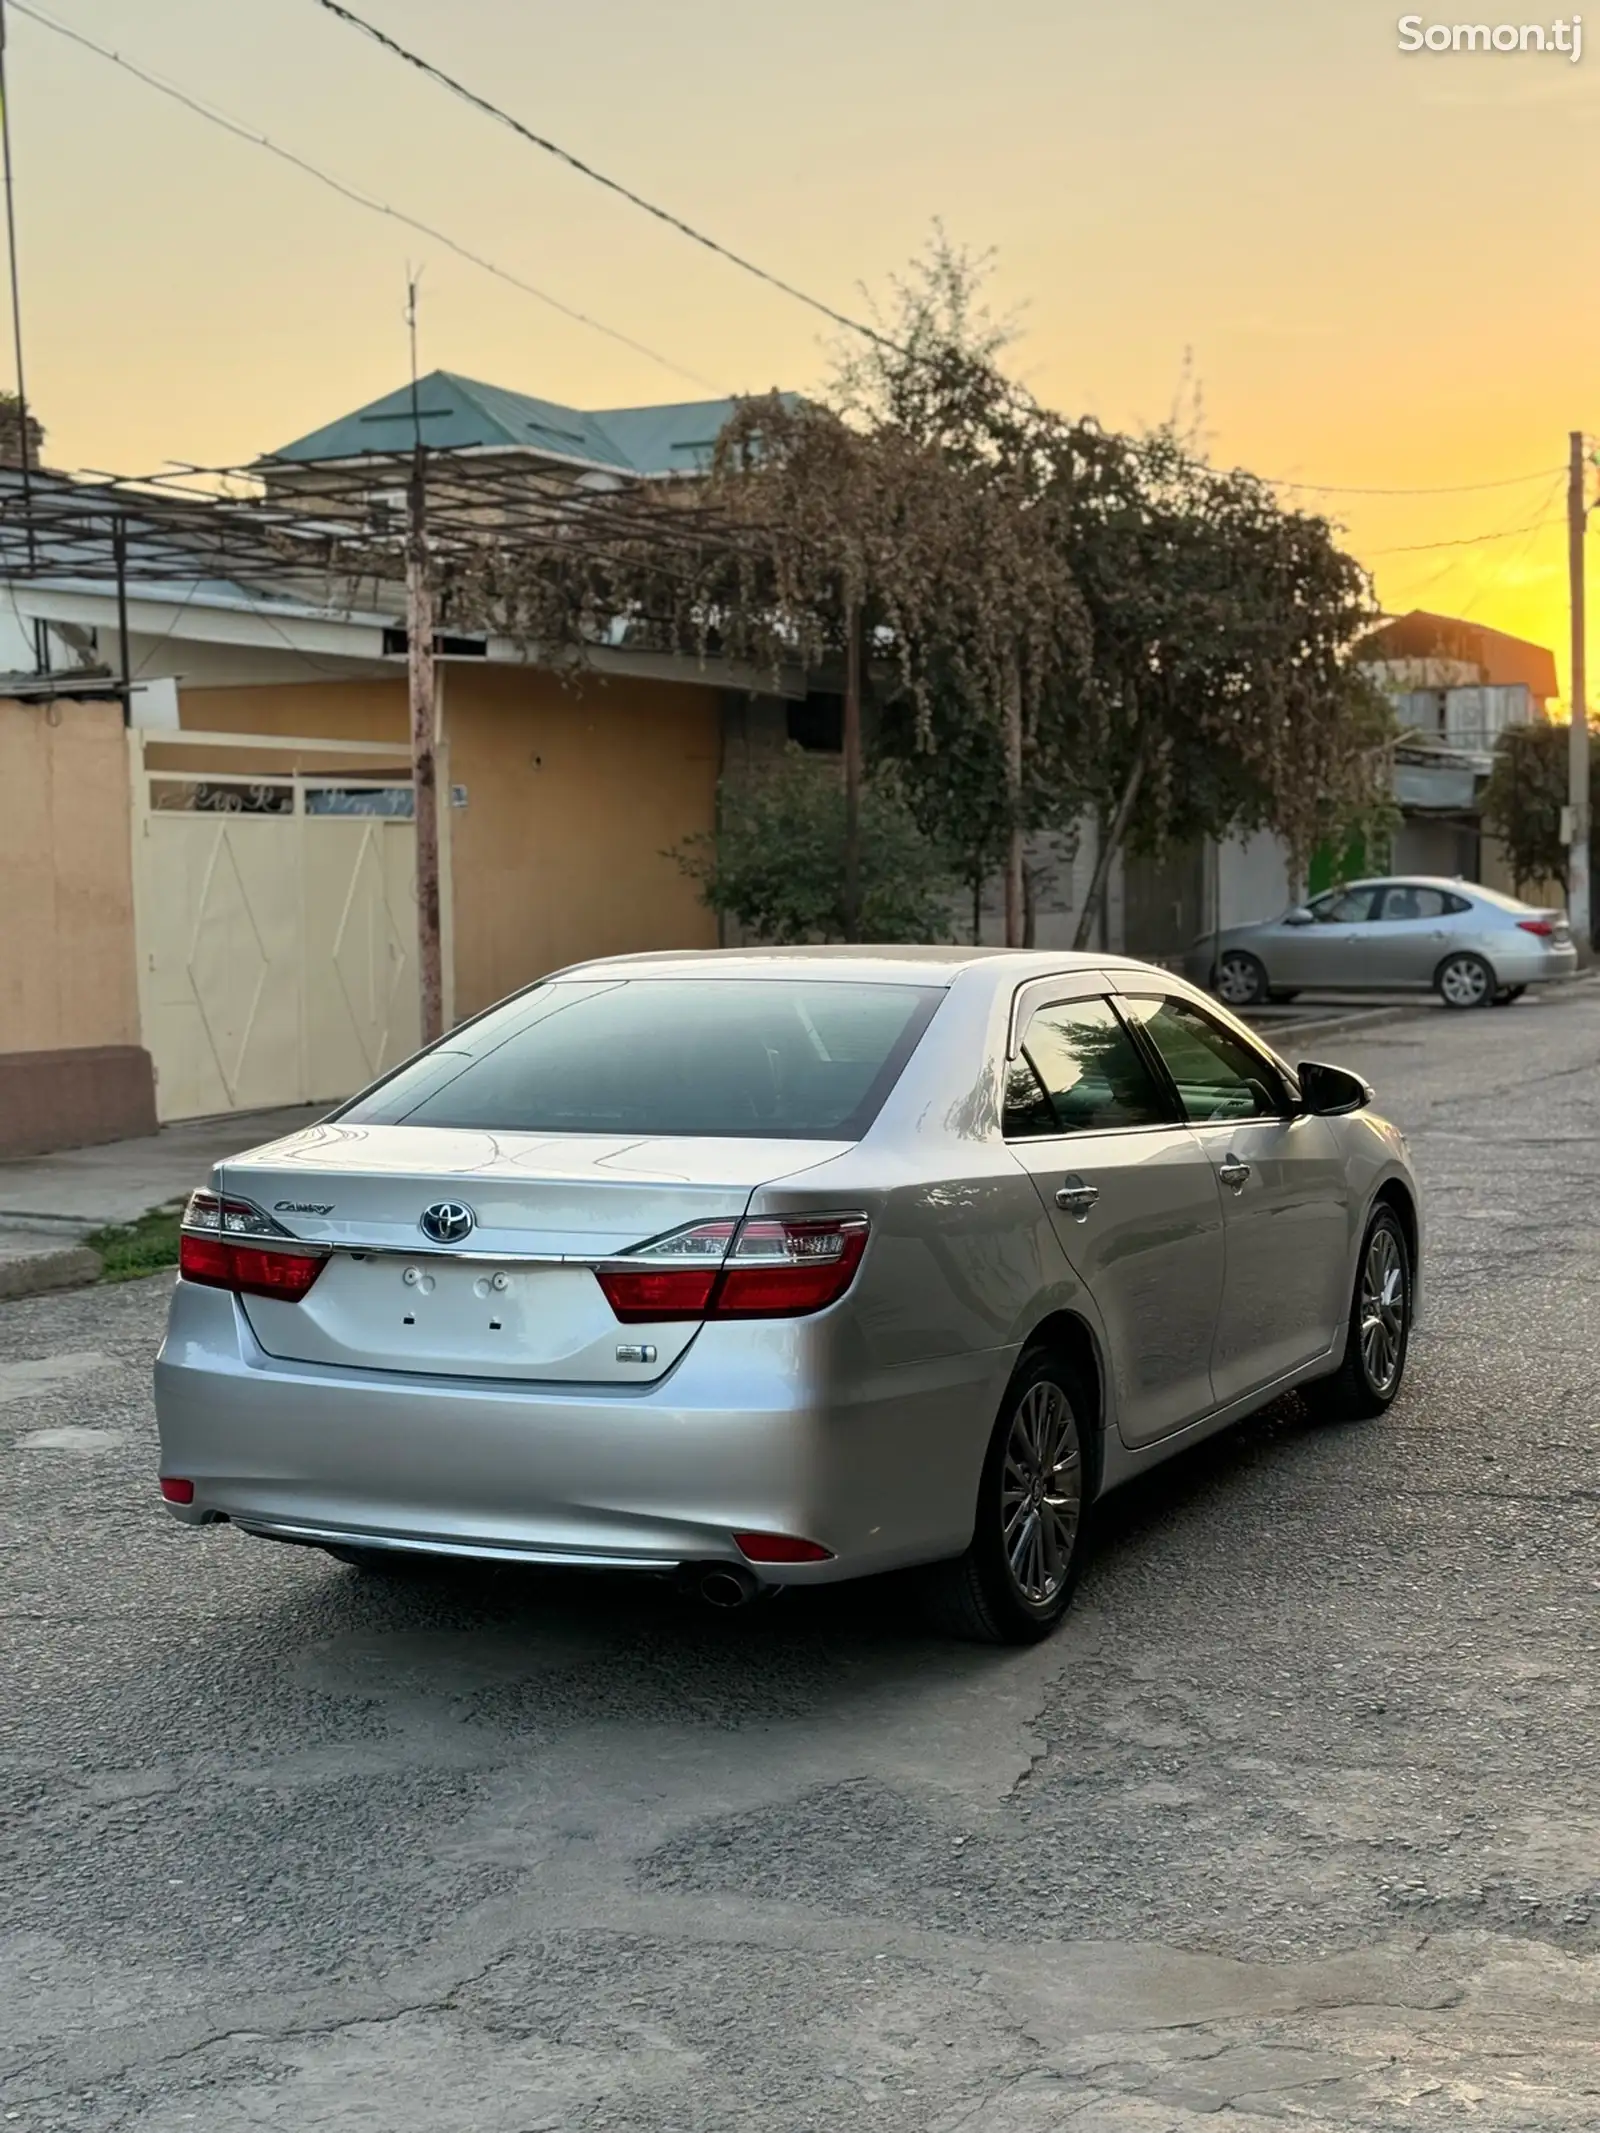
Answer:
(1568, 429, 1590, 957)
(406, 446, 444, 1045)
(841, 597, 862, 941)
(1003, 656, 1025, 948)
(404, 271, 443, 1043)
(0, 0, 37, 567)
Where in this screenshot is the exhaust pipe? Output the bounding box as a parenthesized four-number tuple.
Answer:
(696, 1564, 762, 1610)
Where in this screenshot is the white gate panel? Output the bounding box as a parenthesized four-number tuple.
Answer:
(132, 735, 421, 1121)
(302, 817, 419, 1102)
(140, 813, 305, 1121)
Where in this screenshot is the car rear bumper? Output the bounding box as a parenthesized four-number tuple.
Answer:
(153, 1281, 1009, 1583)
(1493, 942, 1578, 989)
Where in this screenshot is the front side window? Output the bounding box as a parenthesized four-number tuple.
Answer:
(1121, 996, 1286, 1124)
(1005, 997, 1171, 1139)
(341, 979, 942, 1140)
(1310, 886, 1379, 924)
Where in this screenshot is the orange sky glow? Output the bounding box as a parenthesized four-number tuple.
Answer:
(10, 0, 1596, 696)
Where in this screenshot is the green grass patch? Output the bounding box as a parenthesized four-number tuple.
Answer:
(86, 1203, 184, 1282)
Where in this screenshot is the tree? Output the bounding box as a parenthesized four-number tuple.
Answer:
(451, 235, 1391, 955)
(0, 390, 43, 468)
(673, 744, 958, 944)
(1041, 426, 1393, 945)
(835, 240, 1393, 946)
(1481, 720, 1593, 893)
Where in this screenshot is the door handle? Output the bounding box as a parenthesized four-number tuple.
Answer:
(1055, 1177, 1099, 1220)
(1218, 1154, 1251, 1193)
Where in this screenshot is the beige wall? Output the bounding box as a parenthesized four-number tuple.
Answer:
(179, 677, 409, 748)
(176, 664, 724, 1025)
(446, 664, 720, 1018)
(0, 696, 141, 1053)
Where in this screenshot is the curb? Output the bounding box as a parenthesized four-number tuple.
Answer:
(0, 1238, 103, 1301)
(0, 1209, 101, 1238)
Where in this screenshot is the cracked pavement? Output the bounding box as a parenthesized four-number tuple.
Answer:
(2, 989, 1598, 2130)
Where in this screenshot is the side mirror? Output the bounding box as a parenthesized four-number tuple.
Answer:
(1283, 906, 1315, 927)
(1298, 1059, 1374, 1117)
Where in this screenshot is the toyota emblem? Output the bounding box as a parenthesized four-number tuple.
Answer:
(419, 1200, 475, 1245)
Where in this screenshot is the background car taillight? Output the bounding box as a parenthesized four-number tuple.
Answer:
(179, 1190, 327, 1302)
(596, 1214, 869, 1324)
(1518, 918, 1555, 937)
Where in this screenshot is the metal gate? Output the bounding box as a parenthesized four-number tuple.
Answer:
(130, 730, 422, 1121)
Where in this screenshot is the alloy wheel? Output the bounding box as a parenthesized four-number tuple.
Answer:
(1359, 1225, 1406, 1395)
(1439, 954, 1490, 1008)
(1000, 1381, 1083, 1605)
(1216, 954, 1263, 1008)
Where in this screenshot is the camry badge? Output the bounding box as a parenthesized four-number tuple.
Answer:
(419, 1200, 475, 1245)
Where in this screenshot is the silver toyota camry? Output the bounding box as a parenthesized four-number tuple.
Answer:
(154, 949, 1420, 1644)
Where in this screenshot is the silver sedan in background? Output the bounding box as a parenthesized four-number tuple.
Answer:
(1190, 877, 1576, 1010)
(155, 949, 1419, 1645)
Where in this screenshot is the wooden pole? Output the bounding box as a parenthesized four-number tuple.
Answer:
(1568, 429, 1590, 957)
(1003, 656, 1024, 948)
(842, 597, 863, 941)
(407, 446, 444, 1044)
(0, 0, 37, 569)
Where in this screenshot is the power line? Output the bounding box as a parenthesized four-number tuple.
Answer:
(1393, 474, 1568, 608)
(1364, 509, 1565, 558)
(11, 0, 722, 393)
(1266, 466, 1562, 498)
(312, 0, 895, 350)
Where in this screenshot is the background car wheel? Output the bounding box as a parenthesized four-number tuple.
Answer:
(1435, 952, 1494, 1009)
(1492, 985, 1526, 1007)
(1215, 951, 1269, 1009)
(1305, 1206, 1412, 1424)
(922, 1350, 1091, 1644)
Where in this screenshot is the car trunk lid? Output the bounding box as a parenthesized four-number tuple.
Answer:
(220, 1122, 849, 1383)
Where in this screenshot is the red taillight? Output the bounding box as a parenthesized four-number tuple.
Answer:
(595, 1214, 869, 1324)
(179, 1231, 326, 1303)
(159, 1477, 195, 1504)
(595, 1265, 720, 1323)
(1518, 918, 1555, 937)
(715, 1217, 870, 1318)
(734, 1532, 834, 1564)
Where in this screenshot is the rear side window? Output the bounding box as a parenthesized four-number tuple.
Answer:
(1121, 996, 1287, 1123)
(1006, 997, 1171, 1138)
(340, 979, 942, 1140)
(1377, 885, 1464, 921)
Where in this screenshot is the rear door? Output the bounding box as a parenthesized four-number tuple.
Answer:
(1003, 989, 1225, 1446)
(1365, 883, 1466, 987)
(1118, 992, 1350, 1406)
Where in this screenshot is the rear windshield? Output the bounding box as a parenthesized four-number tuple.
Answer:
(340, 979, 944, 1140)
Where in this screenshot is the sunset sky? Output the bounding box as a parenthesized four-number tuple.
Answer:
(11, 0, 1597, 692)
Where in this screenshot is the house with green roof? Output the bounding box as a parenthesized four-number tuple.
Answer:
(264, 369, 795, 483)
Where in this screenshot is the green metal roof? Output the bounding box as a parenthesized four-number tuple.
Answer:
(268, 370, 791, 476)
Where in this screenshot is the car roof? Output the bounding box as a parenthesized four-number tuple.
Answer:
(549, 945, 1154, 987)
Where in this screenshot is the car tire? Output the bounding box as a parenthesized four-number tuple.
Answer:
(1215, 951, 1269, 1009)
(1305, 1205, 1412, 1424)
(1492, 985, 1526, 1007)
(1435, 951, 1495, 1009)
(922, 1349, 1091, 1645)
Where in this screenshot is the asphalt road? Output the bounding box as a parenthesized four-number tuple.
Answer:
(3, 989, 1598, 2131)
